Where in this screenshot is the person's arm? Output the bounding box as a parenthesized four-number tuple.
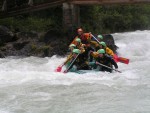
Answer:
(90, 51, 99, 58)
(80, 44, 86, 53)
(110, 58, 118, 69)
(90, 41, 99, 48)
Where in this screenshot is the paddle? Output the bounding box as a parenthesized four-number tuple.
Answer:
(96, 62, 122, 73)
(91, 33, 129, 64)
(113, 54, 129, 64)
(64, 53, 80, 73)
(118, 57, 129, 64)
(55, 64, 64, 72)
(91, 33, 100, 43)
(55, 54, 74, 72)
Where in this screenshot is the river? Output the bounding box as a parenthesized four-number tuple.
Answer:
(0, 30, 150, 113)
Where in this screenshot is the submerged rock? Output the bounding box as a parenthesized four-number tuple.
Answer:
(0, 25, 15, 45)
(102, 34, 118, 53)
(0, 50, 5, 58)
(43, 29, 70, 56)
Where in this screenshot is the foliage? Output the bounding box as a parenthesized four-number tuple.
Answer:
(0, 7, 62, 32)
(0, 17, 53, 32)
(80, 4, 150, 33)
(0, 4, 150, 33)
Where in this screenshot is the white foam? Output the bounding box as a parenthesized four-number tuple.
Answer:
(0, 31, 150, 87)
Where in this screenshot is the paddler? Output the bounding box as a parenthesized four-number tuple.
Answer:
(99, 41, 115, 57)
(89, 49, 118, 73)
(97, 34, 103, 42)
(75, 37, 96, 62)
(88, 41, 115, 61)
(71, 28, 97, 50)
(63, 44, 77, 66)
(74, 38, 86, 53)
(65, 38, 86, 69)
(71, 28, 92, 45)
(66, 49, 91, 72)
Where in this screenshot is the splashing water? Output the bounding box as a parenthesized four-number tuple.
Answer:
(0, 30, 150, 113)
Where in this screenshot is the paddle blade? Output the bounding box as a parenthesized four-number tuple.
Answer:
(113, 54, 119, 62)
(118, 57, 129, 64)
(55, 66, 62, 72)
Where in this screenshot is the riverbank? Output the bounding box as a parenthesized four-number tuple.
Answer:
(0, 26, 73, 58)
(0, 25, 118, 58)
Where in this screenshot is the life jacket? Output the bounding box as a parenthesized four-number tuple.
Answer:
(70, 37, 78, 46)
(68, 54, 89, 71)
(76, 43, 85, 53)
(105, 47, 114, 57)
(81, 33, 92, 44)
(90, 41, 99, 48)
(91, 52, 99, 58)
(71, 33, 92, 45)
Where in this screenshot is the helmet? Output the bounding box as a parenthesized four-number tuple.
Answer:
(100, 41, 106, 47)
(97, 35, 103, 39)
(73, 49, 81, 54)
(69, 44, 76, 48)
(97, 49, 105, 54)
(77, 28, 83, 32)
(75, 38, 81, 43)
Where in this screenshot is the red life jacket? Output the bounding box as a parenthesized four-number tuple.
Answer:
(79, 33, 92, 44)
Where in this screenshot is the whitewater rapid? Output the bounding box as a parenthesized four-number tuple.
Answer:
(0, 30, 150, 113)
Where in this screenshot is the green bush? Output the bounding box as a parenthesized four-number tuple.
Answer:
(0, 17, 53, 32)
(80, 4, 150, 33)
(0, 4, 150, 33)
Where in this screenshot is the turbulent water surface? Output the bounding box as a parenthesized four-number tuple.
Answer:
(0, 31, 150, 113)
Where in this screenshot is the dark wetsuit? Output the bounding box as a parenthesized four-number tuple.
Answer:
(77, 34, 94, 62)
(77, 34, 89, 44)
(69, 54, 90, 71)
(96, 54, 118, 73)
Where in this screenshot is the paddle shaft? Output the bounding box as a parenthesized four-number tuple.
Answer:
(91, 34, 100, 43)
(55, 63, 64, 72)
(64, 53, 80, 73)
(97, 62, 122, 73)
